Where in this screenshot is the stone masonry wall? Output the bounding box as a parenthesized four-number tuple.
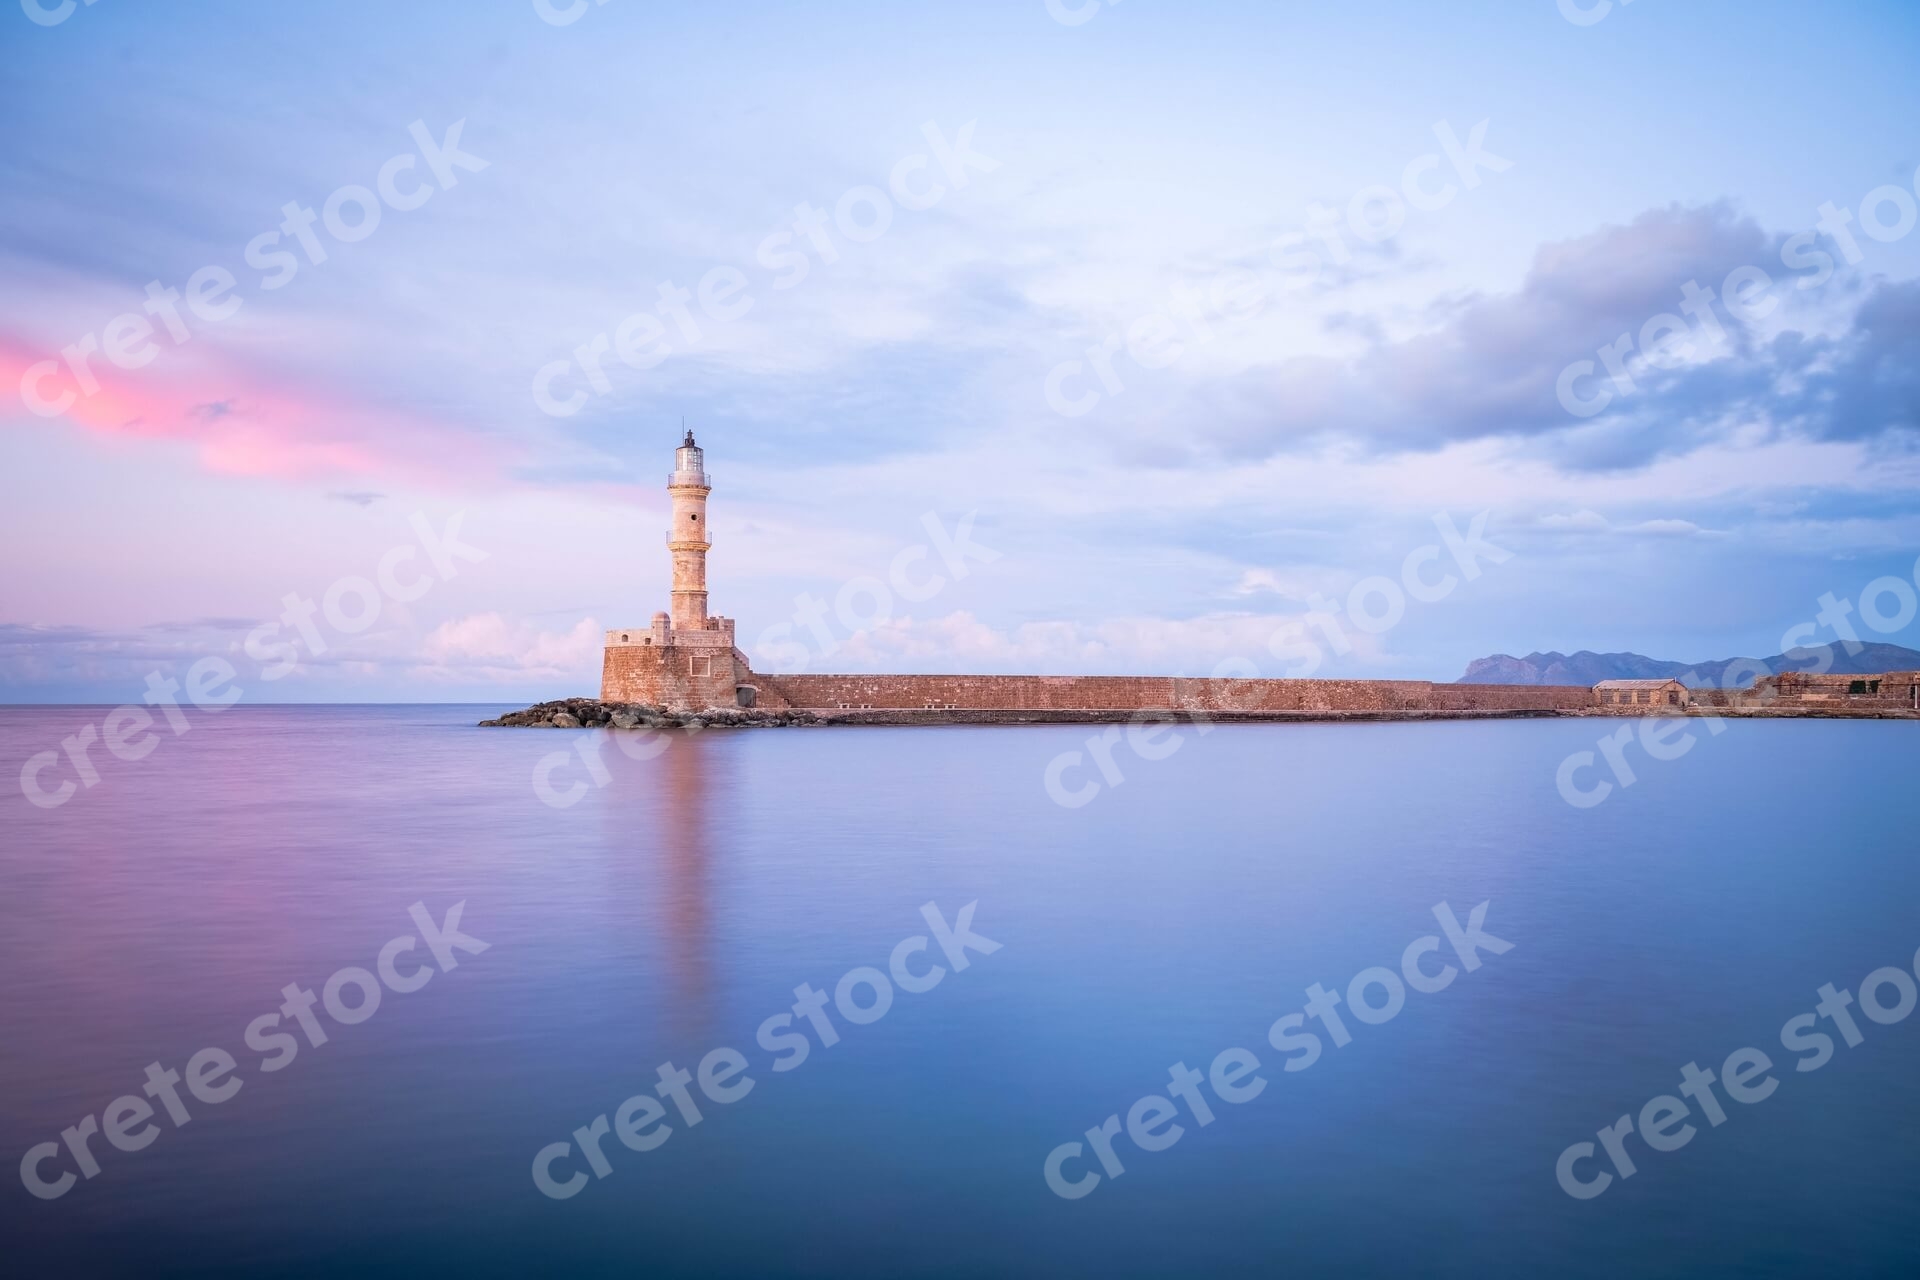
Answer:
(601, 648, 1602, 716)
(1431, 683, 1598, 712)
(748, 672, 1595, 715)
(601, 644, 749, 711)
(1684, 672, 1920, 712)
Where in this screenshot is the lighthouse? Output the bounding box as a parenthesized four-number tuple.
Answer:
(599, 431, 748, 710)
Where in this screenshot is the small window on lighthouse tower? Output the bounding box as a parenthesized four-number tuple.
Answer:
(691, 514, 698, 521)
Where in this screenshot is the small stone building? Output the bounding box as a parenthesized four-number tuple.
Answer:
(1593, 678, 1689, 712)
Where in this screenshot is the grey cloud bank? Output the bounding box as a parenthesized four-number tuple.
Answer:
(1166, 201, 1916, 471)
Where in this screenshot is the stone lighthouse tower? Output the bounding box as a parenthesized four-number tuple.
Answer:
(599, 430, 752, 711)
(668, 430, 711, 630)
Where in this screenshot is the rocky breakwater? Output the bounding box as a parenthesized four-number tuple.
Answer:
(479, 698, 831, 730)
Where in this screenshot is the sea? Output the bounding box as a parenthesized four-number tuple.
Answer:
(3, 705, 1917, 1278)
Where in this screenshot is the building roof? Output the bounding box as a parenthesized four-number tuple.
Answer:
(1593, 678, 1686, 689)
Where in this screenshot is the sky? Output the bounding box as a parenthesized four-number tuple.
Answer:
(3, 0, 1919, 702)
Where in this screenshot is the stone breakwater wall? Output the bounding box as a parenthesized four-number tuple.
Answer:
(596, 600, 1608, 715)
(747, 674, 1596, 716)
(599, 646, 1919, 721)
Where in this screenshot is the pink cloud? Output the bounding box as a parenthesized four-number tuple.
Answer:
(417, 612, 602, 681)
(1, 332, 513, 484)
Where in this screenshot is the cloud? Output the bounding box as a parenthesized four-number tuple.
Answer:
(1531, 510, 1717, 537)
(1232, 568, 1291, 595)
(766, 608, 1391, 676)
(416, 613, 601, 681)
(1796, 278, 1920, 444)
(1535, 510, 1612, 534)
(1627, 518, 1711, 537)
(1226, 565, 1349, 601)
(0, 620, 256, 693)
(1175, 203, 1916, 469)
(1, 332, 514, 483)
(0, 613, 604, 698)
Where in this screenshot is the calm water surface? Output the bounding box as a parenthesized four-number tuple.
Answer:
(3, 706, 1917, 1277)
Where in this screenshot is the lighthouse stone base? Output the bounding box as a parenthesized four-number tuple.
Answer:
(599, 614, 771, 712)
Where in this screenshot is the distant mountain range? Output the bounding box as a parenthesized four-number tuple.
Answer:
(1458, 643, 1920, 687)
